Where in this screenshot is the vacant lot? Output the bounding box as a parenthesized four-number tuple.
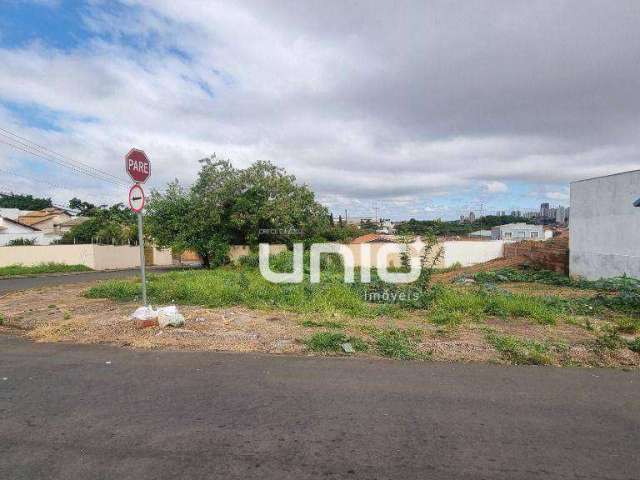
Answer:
(1, 252, 638, 367)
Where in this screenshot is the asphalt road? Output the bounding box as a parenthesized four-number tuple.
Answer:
(1, 336, 638, 479)
(0, 267, 178, 294)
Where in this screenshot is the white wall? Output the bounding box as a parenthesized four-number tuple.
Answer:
(440, 240, 505, 267)
(570, 170, 640, 280)
(91, 246, 141, 270)
(0, 244, 174, 270)
(0, 244, 96, 268)
(0, 231, 44, 246)
(152, 247, 174, 266)
(344, 240, 504, 268)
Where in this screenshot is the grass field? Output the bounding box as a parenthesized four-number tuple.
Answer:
(0, 263, 92, 277)
(81, 251, 640, 366)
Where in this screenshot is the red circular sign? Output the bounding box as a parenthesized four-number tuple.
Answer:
(128, 184, 145, 213)
(125, 148, 151, 183)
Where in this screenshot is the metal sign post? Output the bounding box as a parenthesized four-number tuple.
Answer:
(129, 183, 147, 305)
(137, 211, 147, 306)
(126, 149, 151, 307)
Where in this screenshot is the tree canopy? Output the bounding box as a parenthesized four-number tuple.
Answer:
(0, 193, 52, 210)
(396, 215, 534, 237)
(58, 203, 137, 245)
(146, 156, 331, 267)
(68, 197, 99, 216)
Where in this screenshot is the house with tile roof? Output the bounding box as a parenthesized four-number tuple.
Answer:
(0, 215, 44, 246)
(17, 207, 73, 235)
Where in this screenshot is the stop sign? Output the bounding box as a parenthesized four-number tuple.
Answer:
(125, 148, 151, 183)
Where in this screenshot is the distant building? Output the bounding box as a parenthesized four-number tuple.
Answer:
(540, 202, 550, 219)
(55, 216, 90, 234)
(491, 223, 545, 241)
(469, 229, 492, 239)
(555, 206, 566, 225)
(570, 169, 640, 279)
(344, 217, 373, 228)
(350, 233, 397, 244)
(376, 218, 395, 234)
(17, 207, 72, 235)
(0, 208, 31, 220)
(0, 216, 43, 246)
(468, 211, 476, 222)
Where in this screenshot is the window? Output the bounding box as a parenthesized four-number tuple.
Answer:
(530, 231, 539, 239)
(504, 232, 512, 239)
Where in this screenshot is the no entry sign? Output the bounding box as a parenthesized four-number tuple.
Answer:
(128, 184, 145, 213)
(125, 148, 151, 184)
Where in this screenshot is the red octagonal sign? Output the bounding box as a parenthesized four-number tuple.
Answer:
(125, 148, 151, 184)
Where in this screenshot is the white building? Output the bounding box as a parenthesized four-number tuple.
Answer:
(469, 229, 492, 238)
(0, 216, 44, 246)
(491, 223, 545, 241)
(0, 208, 30, 220)
(570, 169, 640, 280)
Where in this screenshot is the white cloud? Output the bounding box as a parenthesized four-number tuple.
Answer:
(0, 0, 639, 218)
(484, 181, 509, 193)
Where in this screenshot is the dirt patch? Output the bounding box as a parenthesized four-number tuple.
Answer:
(432, 256, 529, 284)
(0, 283, 638, 368)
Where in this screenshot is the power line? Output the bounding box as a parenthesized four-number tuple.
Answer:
(0, 138, 129, 190)
(0, 168, 118, 205)
(0, 127, 130, 185)
(0, 128, 130, 188)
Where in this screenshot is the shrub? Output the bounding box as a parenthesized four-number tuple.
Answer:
(627, 337, 640, 353)
(8, 238, 37, 246)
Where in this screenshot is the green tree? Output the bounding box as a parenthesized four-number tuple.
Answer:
(68, 197, 98, 216)
(146, 156, 330, 267)
(0, 193, 52, 210)
(59, 204, 136, 245)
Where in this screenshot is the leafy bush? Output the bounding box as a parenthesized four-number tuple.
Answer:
(7, 238, 37, 246)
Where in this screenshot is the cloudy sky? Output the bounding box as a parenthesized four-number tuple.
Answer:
(1, 0, 639, 219)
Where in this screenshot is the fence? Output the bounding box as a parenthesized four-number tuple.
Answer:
(0, 240, 509, 272)
(0, 244, 173, 270)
